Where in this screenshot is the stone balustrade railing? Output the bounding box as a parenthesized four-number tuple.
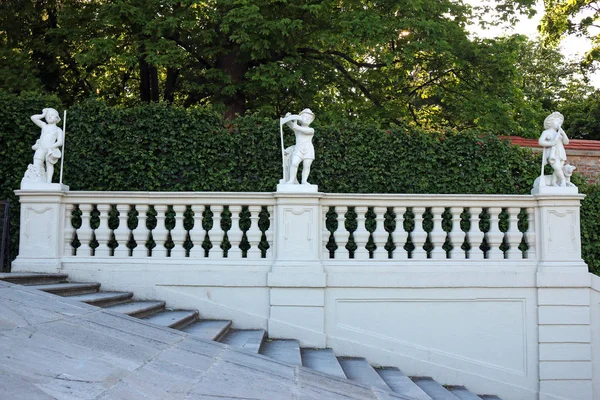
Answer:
(14, 189, 586, 270)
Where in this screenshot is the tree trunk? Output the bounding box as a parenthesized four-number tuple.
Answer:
(216, 50, 248, 119)
(164, 68, 180, 103)
(139, 53, 151, 103)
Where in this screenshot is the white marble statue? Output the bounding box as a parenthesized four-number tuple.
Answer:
(279, 108, 315, 185)
(536, 111, 573, 188)
(24, 108, 64, 184)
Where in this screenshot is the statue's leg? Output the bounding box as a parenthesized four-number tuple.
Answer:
(553, 162, 566, 187)
(46, 163, 54, 183)
(286, 157, 301, 184)
(301, 159, 313, 184)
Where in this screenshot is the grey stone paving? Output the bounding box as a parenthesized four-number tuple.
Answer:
(0, 281, 416, 400)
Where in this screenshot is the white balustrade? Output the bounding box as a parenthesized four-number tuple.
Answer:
(42, 191, 546, 264)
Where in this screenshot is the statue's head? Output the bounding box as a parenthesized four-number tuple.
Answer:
(299, 108, 315, 125)
(544, 111, 564, 130)
(45, 108, 61, 124)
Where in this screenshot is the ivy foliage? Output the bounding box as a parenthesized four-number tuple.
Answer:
(0, 92, 597, 274)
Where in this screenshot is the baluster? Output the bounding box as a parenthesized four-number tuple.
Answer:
(488, 207, 504, 260)
(469, 207, 485, 260)
(227, 205, 243, 258)
(354, 206, 370, 260)
(372, 206, 388, 259)
(63, 203, 75, 256)
(77, 204, 94, 256)
(525, 206, 535, 259)
(430, 206, 446, 259)
(264, 205, 274, 259)
(113, 204, 130, 257)
(335, 206, 350, 259)
(152, 205, 169, 257)
(208, 205, 224, 259)
(394, 207, 409, 260)
(94, 204, 112, 257)
(411, 206, 427, 259)
(449, 207, 464, 259)
(132, 204, 149, 258)
(189, 205, 204, 258)
(246, 205, 262, 259)
(169, 205, 187, 258)
(322, 206, 332, 260)
(506, 207, 522, 260)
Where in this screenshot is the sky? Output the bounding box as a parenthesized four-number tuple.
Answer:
(465, 0, 600, 88)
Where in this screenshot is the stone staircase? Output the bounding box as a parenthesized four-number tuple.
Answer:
(0, 272, 503, 400)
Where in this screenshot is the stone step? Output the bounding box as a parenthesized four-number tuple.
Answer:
(143, 310, 199, 330)
(301, 348, 347, 379)
(66, 291, 133, 307)
(449, 386, 483, 400)
(0, 272, 68, 286)
(376, 368, 432, 400)
(104, 301, 166, 319)
(479, 396, 502, 400)
(413, 377, 461, 400)
(337, 357, 390, 391)
(27, 282, 101, 296)
(220, 329, 266, 353)
(182, 320, 232, 341)
(259, 339, 302, 366)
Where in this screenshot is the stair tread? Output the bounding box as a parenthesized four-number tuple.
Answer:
(143, 310, 198, 329)
(449, 387, 483, 400)
(413, 378, 461, 400)
(27, 282, 100, 291)
(0, 272, 68, 281)
(220, 329, 265, 353)
(66, 291, 133, 303)
(377, 368, 432, 400)
(104, 301, 165, 316)
(337, 357, 390, 391)
(260, 339, 302, 366)
(479, 396, 502, 400)
(301, 348, 346, 379)
(182, 320, 231, 341)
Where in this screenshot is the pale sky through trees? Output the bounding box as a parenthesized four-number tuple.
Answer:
(466, 0, 600, 88)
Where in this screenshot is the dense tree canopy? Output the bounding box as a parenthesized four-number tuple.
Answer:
(0, 0, 597, 136)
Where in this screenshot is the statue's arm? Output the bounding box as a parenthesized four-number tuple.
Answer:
(30, 112, 47, 129)
(559, 128, 569, 145)
(538, 131, 557, 147)
(52, 127, 64, 149)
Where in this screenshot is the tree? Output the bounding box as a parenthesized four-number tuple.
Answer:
(540, 0, 600, 67)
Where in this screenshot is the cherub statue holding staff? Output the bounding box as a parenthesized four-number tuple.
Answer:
(279, 108, 315, 185)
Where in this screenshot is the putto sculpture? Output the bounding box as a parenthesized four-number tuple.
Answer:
(279, 108, 316, 186)
(535, 111, 576, 189)
(22, 108, 64, 185)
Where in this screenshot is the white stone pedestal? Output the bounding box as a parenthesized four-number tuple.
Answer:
(11, 187, 69, 273)
(268, 191, 327, 347)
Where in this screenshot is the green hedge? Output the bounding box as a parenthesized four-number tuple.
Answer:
(0, 92, 598, 274)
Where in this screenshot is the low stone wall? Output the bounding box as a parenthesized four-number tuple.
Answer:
(11, 188, 597, 400)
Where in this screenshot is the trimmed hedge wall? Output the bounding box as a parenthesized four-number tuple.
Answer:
(0, 92, 597, 274)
